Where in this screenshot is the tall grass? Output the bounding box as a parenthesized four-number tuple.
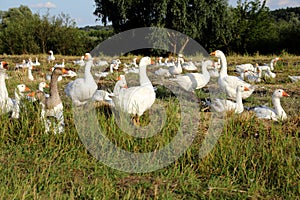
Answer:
(0, 54, 299, 199)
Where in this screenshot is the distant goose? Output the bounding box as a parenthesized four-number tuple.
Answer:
(47, 50, 55, 63)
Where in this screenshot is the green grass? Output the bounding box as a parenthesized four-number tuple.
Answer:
(0, 54, 299, 199)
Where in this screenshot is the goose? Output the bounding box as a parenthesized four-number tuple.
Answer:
(270, 57, 280, 70)
(13, 84, 31, 118)
(208, 85, 250, 114)
(15, 60, 27, 70)
(263, 67, 276, 79)
(168, 58, 182, 77)
(154, 68, 171, 77)
(179, 55, 198, 71)
(73, 56, 85, 66)
(0, 61, 8, 69)
(156, 57, 168, 67)
(92, 75, 128, 104)
(210, 50, 255, 100)
(0, 69, 30, 118)
(47, 50, 55, 63)
(54, 59, 65, 68)
(169, 59, 211, 92)
(27, 60, 34, 81)
(32, 57, 41, 66)
(110, 57, 155, 125)
(251, 89, 289, 121)
(236, 63, 255, 73)
(288, 75, 300, 82)
(35, 67, 68, 133)
(62, 69, 77, 78)
(39, 82, 50, 98)
(240, 70, 262, 83)
(65, 53, 97, 106)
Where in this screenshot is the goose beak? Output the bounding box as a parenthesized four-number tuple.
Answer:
(61, 68, 68, 74)
(124, 85, 128, 89)
(282, 91, 289, 97)
(210, 51, 216, 56)
(27, 91, 35, 97)
(116, 76, 122, 81)
(1, 61, 9, 69)
(151, 60, 155, 65)
(244, 86, 250, 91)
(45, 84, 50, 88)
(25, 87, 31, 92)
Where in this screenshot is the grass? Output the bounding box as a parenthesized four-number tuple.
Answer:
(0, 53, 299, 199)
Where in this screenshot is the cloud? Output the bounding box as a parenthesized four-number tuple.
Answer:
(267, 0, 300, 9)
(30, 2, 57, 9)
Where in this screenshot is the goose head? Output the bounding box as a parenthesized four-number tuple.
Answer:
(17, 84, 31, 93)
(139, 56, 154, 67)
(210, 50, 225, 58)
(273, 89, 289, 98)
(84, 53, 93, 61)
(0, 61, 8, 70)
(39, 82, 50, 90)
(48, 50, 54, 55)
(237, 85, 250, 92)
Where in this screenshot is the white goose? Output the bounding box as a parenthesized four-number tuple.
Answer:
(208, 85, 249, 114)
(179, 55, 198, 71)
(239, 69, 262, 83)
(288, 75, 300, 82)
(92, 75, 128, 104)
(27, 59, 34, 81)
(0, 69, 30, 118)
(32, 57, 41, 66)
(210, 50, 255, 100)
(65, 53, 97, 106)
(168, 57, 182, 76)
(54, 59, 65, 68)
(169, 59, 211, 92)
(47, 50, 55, 63)
(251, 89, 289, 121)
(236, 63, 255, 73)
(110, 57, 155, 125)
(73, 56, 85, 66)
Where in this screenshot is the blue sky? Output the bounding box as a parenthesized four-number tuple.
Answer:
(1, 0, 300, 27)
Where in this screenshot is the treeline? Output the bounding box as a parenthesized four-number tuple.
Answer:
(0, 1, 300, 55)
(94, 0, 300, 55)
(0, 5, 114, 55)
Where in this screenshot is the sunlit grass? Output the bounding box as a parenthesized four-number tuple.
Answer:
(0, 54, 299, 199)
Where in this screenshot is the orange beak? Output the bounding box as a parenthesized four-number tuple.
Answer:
(61, 68, 68, 74)
(27, 91, 35, 97)
(151, 60, 155, 65)
(210, 51, 216, 56)
(116, 76, 122, 81)
(25, 86, 31, 92)
(124, 85, 128, 89)
(2, 61, 9, 69)
(244, 86, 250, 91)
(282, 91, 289, 97)
(45, 84, 50, 88)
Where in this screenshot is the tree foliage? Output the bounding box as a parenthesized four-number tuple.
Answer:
(0, 6, 114, 55)
(94, 0, 300, 55)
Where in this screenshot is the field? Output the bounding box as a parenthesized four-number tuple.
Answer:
(0, 53, 299, 199)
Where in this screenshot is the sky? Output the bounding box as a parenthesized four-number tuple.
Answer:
(1, 0, 300, 28)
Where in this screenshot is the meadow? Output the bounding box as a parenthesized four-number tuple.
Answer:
(0, 53, 299, 199)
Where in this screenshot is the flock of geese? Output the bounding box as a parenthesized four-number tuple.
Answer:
(0, 49, 296, 134)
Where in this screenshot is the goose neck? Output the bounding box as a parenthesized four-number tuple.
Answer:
(139, 65, 152, 86)
(219, 54, 228, 77)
